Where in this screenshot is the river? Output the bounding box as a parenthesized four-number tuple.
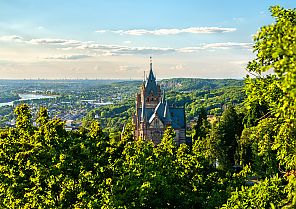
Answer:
(0, 94, 57, 107)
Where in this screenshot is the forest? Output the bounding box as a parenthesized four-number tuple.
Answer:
(0, 6, 295, 208)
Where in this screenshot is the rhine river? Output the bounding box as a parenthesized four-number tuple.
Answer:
(0, 94, 57, 107)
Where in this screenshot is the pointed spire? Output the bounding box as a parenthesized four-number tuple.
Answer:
(141, 98, 146, 122)
(143, 70, 146, 83)
(147, 56, 155, 81)
(163, 100, 172, 123)
(162, 90, 166, 103)
(144, 56, 158, 96)
(150, 56, 156, 80)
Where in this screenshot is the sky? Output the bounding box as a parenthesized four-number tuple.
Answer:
(0, 0, 295, 79)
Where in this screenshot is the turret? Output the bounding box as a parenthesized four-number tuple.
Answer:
(144, 57, 158, 97)
(163, 100, 172, 125)
(161, 90, 166, 103)
(141, 96, 146, 122)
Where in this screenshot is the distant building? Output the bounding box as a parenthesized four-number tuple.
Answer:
(133, 58, 186, 145)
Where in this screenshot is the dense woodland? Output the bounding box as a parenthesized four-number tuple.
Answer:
(0, 6, 295, 208)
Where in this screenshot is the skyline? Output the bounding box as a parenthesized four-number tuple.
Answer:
(0, 0, 295, 79)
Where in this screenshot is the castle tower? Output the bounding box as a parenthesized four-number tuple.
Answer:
(133, 57, 186, 145)
(142, 57, 161, 108)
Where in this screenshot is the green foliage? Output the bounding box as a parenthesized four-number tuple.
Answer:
(239, 118, 278, 176)
(192, 107, 210, 143)
(87, 102, 134, 133)
(192, 105, 243, 171)
(284, 174, 296, 208)
(0, 5, 295, 208)
(243, 101, 269, 128)
(157, 126, 176, 154)
(36, 106, 49, 126)
(226, 5, 296, 209)
(14, 104, 32, 131)
(222, 175, 286, 209)
(206, 105, 243, 170)
(1, 105, 109, 208)
(0, 105, 247, 208)
(248, 6, 296, 119)
(244, 6, 296, 171)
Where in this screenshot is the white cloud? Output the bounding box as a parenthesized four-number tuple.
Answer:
(182, 27, 236, 34)
(29, 38, 82, 46)
(0, 35, 24, 42)
(111, 27, 236, 36)
(177, 47, 203, 53)
(1, 34, 252, 58)
(116, 46, 175, 55)
(232, 17, 245, 23)
(95, 29, 107, 33)
(70, 42, 175, 56)
(42, 54, 91, 60)
(229, 60, 249, 65)
(118, 65, 141, 72)
(170, 64, 185, 71)
(203, 42, 252, 49)
(178, 42, 252, 53)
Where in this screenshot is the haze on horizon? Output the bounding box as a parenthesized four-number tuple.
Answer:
(0, 0, 295, 80)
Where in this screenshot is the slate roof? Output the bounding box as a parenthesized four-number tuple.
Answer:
(138, 101, 185, 129)
(144, 64, 158, 97)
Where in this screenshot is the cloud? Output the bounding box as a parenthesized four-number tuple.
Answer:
(177, 47, 203, 53)
(111, 27, 236, 36)
(170, 64, 185, 71)
(232, 17, 245, 23)
(229, 60, 249, 65)
(0, 35, 24, 42)
(29, 38, 83, 46)
(203, 42, 252, 49)
(118, 65, 141, 72)
(115, 46, 175, 55)
(42, 54, 91, 60)
(1, 34, 252, 57)
(73, 43, 175, 55)
(95, 29, 107, 33)
(178, 42, 252, 53)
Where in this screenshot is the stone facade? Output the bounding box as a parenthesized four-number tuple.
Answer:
(133, 59, 186, 145)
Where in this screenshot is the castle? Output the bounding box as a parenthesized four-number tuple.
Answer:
(133, 58, 186, 145)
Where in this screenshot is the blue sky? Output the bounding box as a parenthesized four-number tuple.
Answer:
(0, 0, 295, 79)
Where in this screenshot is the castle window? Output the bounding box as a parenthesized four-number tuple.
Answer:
(147, 98, 149, 102)
(151, 98, 154, 101)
